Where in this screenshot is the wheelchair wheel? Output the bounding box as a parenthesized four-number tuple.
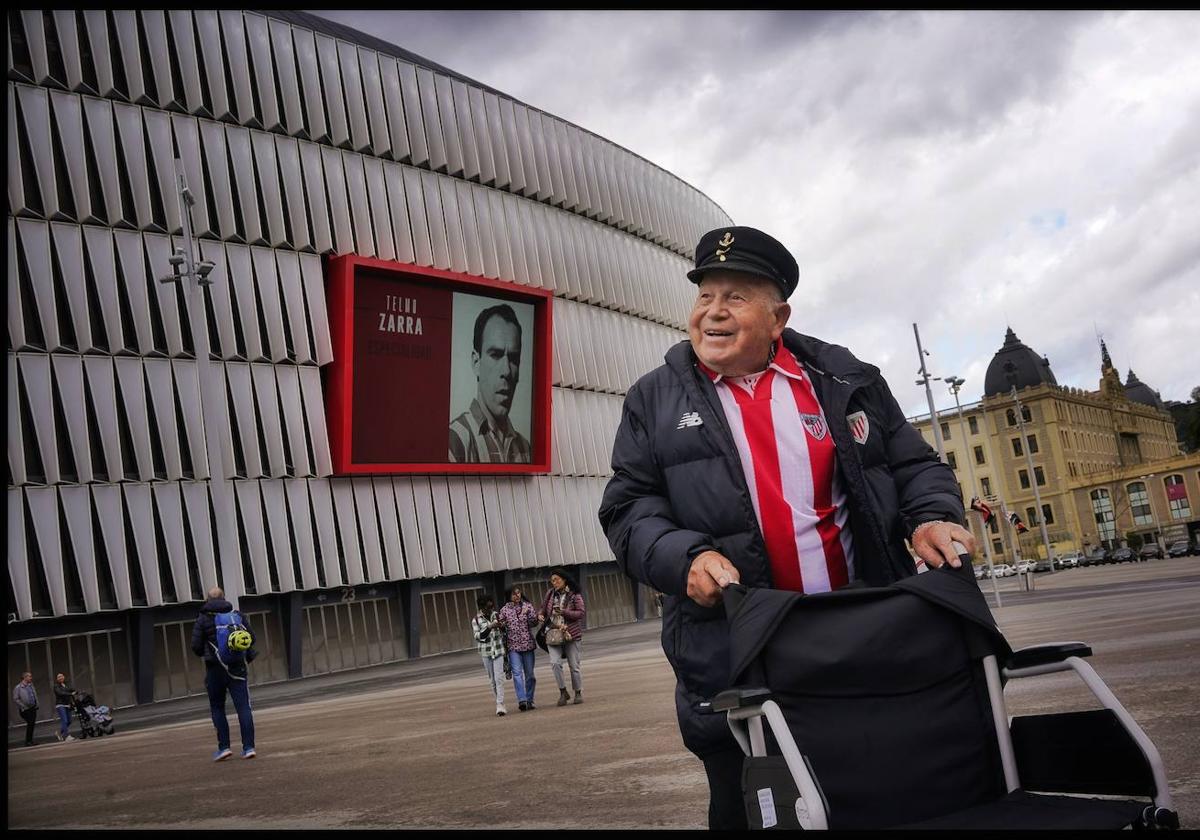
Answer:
(102, 725, 114, 735)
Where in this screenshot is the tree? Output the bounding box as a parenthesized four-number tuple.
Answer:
(1126, 531, 1144, 551)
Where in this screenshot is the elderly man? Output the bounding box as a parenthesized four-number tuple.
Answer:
(449, 304, 531, 463)
(598, 226, 974, 830)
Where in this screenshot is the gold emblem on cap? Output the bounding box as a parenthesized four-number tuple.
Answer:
(715, 231, 735, 261)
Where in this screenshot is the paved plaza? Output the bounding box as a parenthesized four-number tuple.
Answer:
(8, 558, 1199, 829)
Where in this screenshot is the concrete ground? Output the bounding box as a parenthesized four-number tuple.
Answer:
(8, 557, 1199, 829)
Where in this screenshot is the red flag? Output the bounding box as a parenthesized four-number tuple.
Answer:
(1009, 511, 1029, 534)
(970, 496, 993, 524)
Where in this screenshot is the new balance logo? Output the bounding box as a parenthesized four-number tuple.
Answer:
(676, 412, 703, 429)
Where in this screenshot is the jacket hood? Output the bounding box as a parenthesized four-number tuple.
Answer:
(665, 329, 879, 384)
(201, 598, 233, 615)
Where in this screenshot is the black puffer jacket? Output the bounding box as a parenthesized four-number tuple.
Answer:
(598, 329, 964, 757)
(191, 598, 257, 668)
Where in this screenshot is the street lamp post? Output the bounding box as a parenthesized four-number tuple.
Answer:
(913, 323, 946, 462)
(945, 375, 1002, 607)
(1003, 361, 1056, 571)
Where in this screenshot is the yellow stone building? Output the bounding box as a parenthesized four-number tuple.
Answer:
(910, 330, 1198, 561)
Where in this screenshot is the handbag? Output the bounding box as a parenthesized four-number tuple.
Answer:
(544, 592, 572, 646)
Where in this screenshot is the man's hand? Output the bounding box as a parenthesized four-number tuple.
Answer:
(687, 550, 741, 607)
(911, 521, 977, 569)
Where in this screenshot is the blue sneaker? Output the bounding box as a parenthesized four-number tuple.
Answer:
(241, 748, 256, 759)
(213, 748, 233, 762)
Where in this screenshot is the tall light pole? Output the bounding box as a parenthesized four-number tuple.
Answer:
(159, 160, 243, 605)
(1003, 361, 1056, 570)
(913, 323, 946, 462)
(945, 375, 1002, 606)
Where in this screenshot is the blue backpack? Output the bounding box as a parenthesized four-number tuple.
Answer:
(210, 611, 252, 677)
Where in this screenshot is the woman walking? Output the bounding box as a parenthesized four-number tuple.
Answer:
(497, 586, 539, 711)
(471, 595, 509, 717)
(53, 673, 77, 742)
(539, 569, 586, 706)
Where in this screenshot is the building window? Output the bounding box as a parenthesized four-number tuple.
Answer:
(1165, 474, 1192, 520)
(1091, 488, 1116, 543)
(968, 415, 979, 435)
(988, 518, 999, 534)
(1042, 503, 1055, 525)
(993, 539, 1003, 555)
(1019, 469, 1030, 489)
(1034, 466, 1045, 486)
(1027, 434, 1039, 454)
(947, 451, 958, 470)
(981, 477, 992, 496)
(1006, 409, 1016, 427)
(1026, 506, 1039, 527)
(941, 422, 951, 441)
(1021, 406, 1032, 423)
(974, 445, 985, 465)
(1128, 482, 1152, 526)
(1012, 438, 1023, 457)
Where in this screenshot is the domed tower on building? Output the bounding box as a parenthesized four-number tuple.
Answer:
(1124, 370, 1165, 411)
(983, 327, 1058, 396)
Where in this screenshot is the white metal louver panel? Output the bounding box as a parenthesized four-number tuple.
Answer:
(307, 478, 343, 587)
(275, 136, 311, 253)
(16, 218, 62, 350)
(51, 354, 93, 483)
(496, 96, 523, 194)
(112, 102, 155, 230)
(60, 485, 100, 613)
(49, 91, 97, 224)
(81, 356, 123, 480)
(224, 362, 263, 478)
(111, 11, 147, 105)
(123, 483, 164, 606)
(396, 60, 429, 167)
(16, 80, 63, 221)
(218, 12, 255, 124)
(358, 46, 390, 159)
(299, 141, 333, 254)
(152, 482, 190, 602)
(244, 13, 281, 132)
(536, 477, 564, 568)
(341, 150, 375, 258)
(337, 41, 370, 154)
(451, 79, 480, 183)
(446, 476, 477, 574)
(477, 476, 510, 570)
(292, 26, 326, 142)
(198, 119, 238, 241)
(403, 166, 434, 267)
(260, 479, 296, 592)
(482, 91, 509, 189)
(315, 34, 349, 148)
(414, 67, 447, 173)
(90, 485, 132, 609)
(530, 203, 558, 293)
(463, 477, 492, 573)
(268, 18, 304, 136)
(142, 109, 182, 234)
(193, 11, 231, 121)
(493, 478, 523, 572)
(409, 476, 439, 578)
(299, 253, 334, 365)
(49, 223, 95, 352)
(393, 476, 426, 579)
(83, 13, 116, 94)
(143, 359, 182, 479)
(419, 169, 451, 271)
(455, 180, 484, 277)
(144, 233, 186, 356)
(250, 130, 288, 248)
(578, 131, 605, 222)
(468, 86, 495, 186)
(8, 489, 33, 620)
(322, 145, 355, 255)
(110, 230, 154, 354)
(438, 175, 469, 274)
(274, 250, 313, 363)
(166, 11, 204, 114)
(540, 114, 566, 209)
(8, 353, 25, 485)
(284, 478, 320, 589)
(249, 247, 289, 362)
(172, 114, 213, 237)
(525, 109, 553, 203)
(513, 479, 544, 568)
(383, 160, 416, 264)
(471, 183, 499, 280)
(378, 56, 410, 163)
(299, 366, 333, 476)
(138, 11, 177, 110)
(249, 362, 287, 478)
(53, 12, 82, 86)
(511, 103, 541, 199)
(8, 95, 26, 228)
(113, 357, 155, 481)
(561, 218, 589, 303)
(488, 189, 515, 282)
(196, 241, 237, 360)
(18, 353, 60, 484)
(330, 479, 365, 585)
(225, 244, 265, 361)
(372, 478, 403, 581)
(351, 478, 386, 583)
(225, 126, 264, 245)
(274, 364, 310, 476)
(234, 480, 272, 593)
(426, 476, 459, 576)
(26, 487, 67, 616)
(514, 199, 544, 288)
(363, 156, 395, 261)
(181, 481, 219, 591)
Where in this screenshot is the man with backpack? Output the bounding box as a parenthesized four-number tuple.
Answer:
(191, 587, 258, 761)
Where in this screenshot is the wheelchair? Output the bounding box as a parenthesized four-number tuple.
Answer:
(701, 554, 1179, 830)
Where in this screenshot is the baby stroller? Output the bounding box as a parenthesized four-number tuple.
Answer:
(704, 552, 1179, 830)
(73, 690, 115, 739)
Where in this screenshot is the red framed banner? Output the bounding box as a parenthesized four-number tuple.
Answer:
(325, 255, 553, 474)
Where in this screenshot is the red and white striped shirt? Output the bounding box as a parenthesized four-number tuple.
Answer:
(701, 339, 855, 594)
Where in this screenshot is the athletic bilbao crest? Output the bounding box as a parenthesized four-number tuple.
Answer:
(847, 411, 870, 445)
(800, 413, 827, 441)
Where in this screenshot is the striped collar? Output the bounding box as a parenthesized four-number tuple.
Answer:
(697, 338, 807, 384)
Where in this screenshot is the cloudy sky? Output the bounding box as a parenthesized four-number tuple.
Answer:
(315, 10, 1199, 416)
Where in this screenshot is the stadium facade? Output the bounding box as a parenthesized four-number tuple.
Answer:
(6, 10, 731, 724)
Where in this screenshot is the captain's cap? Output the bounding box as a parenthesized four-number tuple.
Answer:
(687, 226, 799, 299)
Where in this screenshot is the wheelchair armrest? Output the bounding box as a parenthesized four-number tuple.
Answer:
(698, 687, 774, 715)
(1006, 642, 1092, 671)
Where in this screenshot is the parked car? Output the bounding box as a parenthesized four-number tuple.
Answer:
(991, 563, 1015, 578)
(1014, 560, 1036, 575)
(1080, 549, 1107, 567)
(1033, 559, 1055, 573)
(1137, 543, 1163, 561)
(1108, 547, 1136, 564)
(974, 565, 988, 580)
(1167, 541, 1195, 558)
(1056, 551, 1084, 568)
